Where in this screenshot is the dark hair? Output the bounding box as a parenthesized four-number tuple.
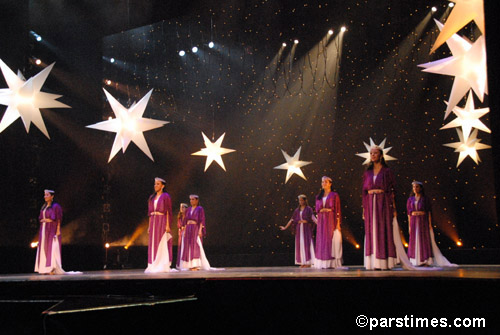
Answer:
(297, 196, 309, 209)
(177, 203, 188, 220)
(410, 183, 425, 197)
(149, 180, 166, 201)
(367, 147, 388, 170)
(316, 181, 332, 200)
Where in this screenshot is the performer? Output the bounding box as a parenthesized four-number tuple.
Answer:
(314, 176, 343, 269)
(35, 189, 64, 275)
(177, 195, 211, 271)
(279, 195, 316, 268)
(362, 146, 398, 270)
(407, 181, 433, 266)
(176, 203, 188, 269)
(145, 177, 173, 273)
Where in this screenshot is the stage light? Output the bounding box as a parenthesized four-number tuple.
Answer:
(124, 246, 129, 250)
(208, 41, 214, 48)
(456, 241, 462, 247)
(110, 58, 115, 63)
(328, 29, 334, 35)
(105, 79, 112, 85)
(36, 36, 42, 42)
(105, 243, 110, 248)
(31, 242, 38, 248)
(192, 46, 198, 53)
(179, 50, 186, 56)
(294, 39, 299, 44)
(35, 59, 42, 65)
(449, 2, 454, 8)
(355, 244, 360, 249)
(282, 42, 287, 47)
(341, 26, 347, 32)
(404, 243, 409, 248)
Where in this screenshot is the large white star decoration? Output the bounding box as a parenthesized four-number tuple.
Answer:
(355, 138, 397, 165)
(419, 35, 487, 119)
(443, 128, 491, 167)
(430, 0, 485, 54)
(273, 146, 312, 183)
(191, 132, 236, 172)
(0, 59, 70, 138)
(86, 88, 168, 162)
(440, 90, 490, 139)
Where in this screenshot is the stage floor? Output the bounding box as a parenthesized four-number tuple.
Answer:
(2, 264, 500, 282)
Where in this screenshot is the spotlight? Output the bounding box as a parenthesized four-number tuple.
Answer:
(431, 7, 437, 12)
(31, 242, 38, 248)
(105, 79, 112, 85)
(36, 36, 42, 42)
(355, 244, 360, 249)
(179, 50, 186, 56)
(282, 42, 287, 47)
(35, 59, 42, 65)
(30, 31, 42, 42)
(456, 241, 462, 247)
(105, 243, 110, 249)
(341, 26, 347, 32)
(294, 39, 299, 44)
(208, 41, 214, 48)
(110, 58, 115, 63)
(404, 243, 409, 248)
(328, 29, 334, 35)
(192, 46, 198, 53)
(449, 3, 454, 8)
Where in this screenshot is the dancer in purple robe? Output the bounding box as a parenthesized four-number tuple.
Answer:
(177, 195, 211, 271)
(280, 195, 316, 267)
(35, 189, 64, 275)
(145, 177, 173, 273)
(407, 181, 433, 266)
(362, 146, 398, 270)
(176, 203, 188, 269)
(314, 176, 343, 269)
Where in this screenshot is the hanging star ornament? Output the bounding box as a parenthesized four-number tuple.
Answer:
(419, 35, 487, 119)
(191, 132, 236, 171)
(430, 0, 485, 54)
(0, 59, 70, 138)
(86, 88, 168, 162)
(443, 128, 491, 167)
(355, 138, 397, 165)
(273, 146, 312, 183)
(440, 90, 490, 139)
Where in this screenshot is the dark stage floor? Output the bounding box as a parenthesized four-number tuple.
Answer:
(1, 266, 499, 334)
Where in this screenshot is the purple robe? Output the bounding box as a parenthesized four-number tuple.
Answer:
(37, 203, 62, 269)
(291, 206, 315, 264)
(179, 206, 206, 263)
(407, 195, 433, 263)
(147, 192, 173, 264)
(176, 216, 183, 268)
(362, 167, 397, 260)
(315, 192, 341, 261)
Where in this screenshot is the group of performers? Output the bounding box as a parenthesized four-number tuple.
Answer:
(280, 145, 455, 270)
(34, 145, 454, 275)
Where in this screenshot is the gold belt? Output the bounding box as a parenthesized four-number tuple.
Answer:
(411, 211, 426, 216)
(151, 212, 164, 216)
(368, 189, 384, 194)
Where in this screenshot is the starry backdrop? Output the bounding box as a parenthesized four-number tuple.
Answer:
(0, 0, 499, 269)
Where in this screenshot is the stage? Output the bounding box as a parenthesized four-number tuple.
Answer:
(1, 266, 499, 334)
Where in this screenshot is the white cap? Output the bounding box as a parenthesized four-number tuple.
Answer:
(155, 177, 166, 183)
(44, 189, 55, 194)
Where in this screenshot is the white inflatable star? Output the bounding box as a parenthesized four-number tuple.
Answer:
(443, 128, 490, 167)
(0, 59, 70, 138)
(430, 0, 485, 54)
(440, 90, 490, 139)
(86, 88, 168, 162)
(355, 138, 397, 165)
(274, 146, 312, 183)
(191, 132, 236, 171)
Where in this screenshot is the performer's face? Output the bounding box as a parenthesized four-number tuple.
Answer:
(321, 179, 332, 191)
(44, 192, 53, 203)
(370, 148, 382, 163)
(154, 180, 164, 193)
(190, 197, 199, 206)
(412, 183, 422, 195)
(299, 197, 306, 206)
(180, 205, 187, 213)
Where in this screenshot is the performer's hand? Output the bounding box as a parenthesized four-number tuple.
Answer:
(166, 226, 171, 233)
(279, 226, 286, 230)
(393, 210, 397, 217)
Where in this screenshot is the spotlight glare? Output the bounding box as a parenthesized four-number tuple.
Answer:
(431, 7, 437, 12)
(294, 39, 299, 44)
(456, 241, 462, 247)
(35, 59, 42, 65)
(36, 36, 42, 42)
(192, 46, 198, 53)
(179, 50, 186, 57)
(31, 242, 38, 248)
(404, 243, 409, 248)
(110, 58, 115, 63)
(341, 26, 347, 32)
(355, 244, 360, 249)
(449, 3, 454, 8)
(282, 42, 287, 47)
(208, 41, 214, 48)
(328, 29, 334, 35)
(105, 79, 112, 85)
(105, 243, 110, 249)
